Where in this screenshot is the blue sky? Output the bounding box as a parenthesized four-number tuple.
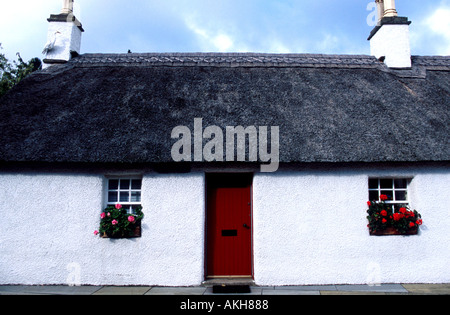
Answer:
(0, 0, 449, 62)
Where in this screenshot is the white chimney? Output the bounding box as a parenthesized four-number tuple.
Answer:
(368, 0, 411, 69)
(42, 0, 84, 69)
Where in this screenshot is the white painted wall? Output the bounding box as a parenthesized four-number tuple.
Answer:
(43, 20, 82, 69)
(0, 165, 449, 286)
(253, 165, 450, 285)
(370, 23, 411, 68)
(0, 172, 205, 286)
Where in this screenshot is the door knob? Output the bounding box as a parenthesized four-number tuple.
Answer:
(243, 223, 250, 229)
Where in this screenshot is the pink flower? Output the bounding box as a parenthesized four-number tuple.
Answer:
(128, 216, 135, 223)
(115, 203, 122, 209)
(112, 219, 118, 225)
(100, 212, 106, 219)
(94, 230, 99, 235)
(107, 212, 111, 217)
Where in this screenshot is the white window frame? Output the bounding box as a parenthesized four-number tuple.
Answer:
(105, 176, 142, 214)
(368, 177, 411, 211)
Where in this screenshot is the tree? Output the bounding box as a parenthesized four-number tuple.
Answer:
(1, 43, 42, 98)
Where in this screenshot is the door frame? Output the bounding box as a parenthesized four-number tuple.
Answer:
(204, 173, 254, 279)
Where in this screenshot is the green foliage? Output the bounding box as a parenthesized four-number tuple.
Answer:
(1, 43, 42, 98)
(97, 204, 144, 238)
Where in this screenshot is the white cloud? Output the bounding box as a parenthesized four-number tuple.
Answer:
(0, 0, 447, 60)
(212, 34, 234, 51)
(0, 1, 62, 60)
(184, 16, 237, 52)
(410, 3, 450, 55)
(425, 7, 450, 54)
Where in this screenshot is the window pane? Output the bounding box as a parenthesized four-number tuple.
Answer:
(108, 191, 118, 202)
(131, 191, 141, 202)
(369, 179, 378, 189)
(120, 179, 130, 190)
(131, 179, 142, 190)
(120, 191, 129, 202)
(131, 205, 141, 214)
(394, 179, 408, 189)
(108, 179, 119, 190)
(380, 190, 393, 200)
(395, 191, 407, 201)
(369, 191, 378, 201)
(124, 205, 133, 214)
(380, 179, 393, 189)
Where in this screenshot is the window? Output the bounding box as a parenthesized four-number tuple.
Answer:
(368, 178, 411, 212)
(106, 178, 142, 214)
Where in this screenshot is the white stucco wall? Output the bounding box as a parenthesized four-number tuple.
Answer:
(43, 21, 82, 69)
(0, 172, 205, 286)
(0, 165, 449, 286)
(253, 165, 450, 285)
(370, 23, 411, 68)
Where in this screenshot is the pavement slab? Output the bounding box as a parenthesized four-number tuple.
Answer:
(274, 285, 337, 291)
(93, 286, 152, 295)
(0, 283, 449, 295)
(263, 289, 320, 295)
(335, 284, 408, 293)
(145, 287, 207, 295)
(0, 285, 102, 295)
(401, 284, 450, 295)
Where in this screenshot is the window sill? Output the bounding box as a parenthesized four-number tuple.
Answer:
(369, 227, 418, 236)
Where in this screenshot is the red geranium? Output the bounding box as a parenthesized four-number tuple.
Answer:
(366, 198, 422, 235)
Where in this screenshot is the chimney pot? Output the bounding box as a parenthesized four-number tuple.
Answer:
(61, 0, 74, 14)
(383, 0, 398, 17)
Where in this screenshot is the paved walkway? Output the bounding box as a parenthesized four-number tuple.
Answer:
(1, 283, 449, 295)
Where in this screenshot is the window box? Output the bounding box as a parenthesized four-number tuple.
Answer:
(369, 226, 418, 236)
(366, 200, 422, 236)
(95, 203, 144, 239)
(101, 223, 142, 239)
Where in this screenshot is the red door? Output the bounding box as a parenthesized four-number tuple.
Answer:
(206, 173, 253, 277)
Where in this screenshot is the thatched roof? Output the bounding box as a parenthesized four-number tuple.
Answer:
(0, 53, 449, 166)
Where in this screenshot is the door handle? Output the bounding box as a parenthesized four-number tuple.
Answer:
(243, 223, 250, 229)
